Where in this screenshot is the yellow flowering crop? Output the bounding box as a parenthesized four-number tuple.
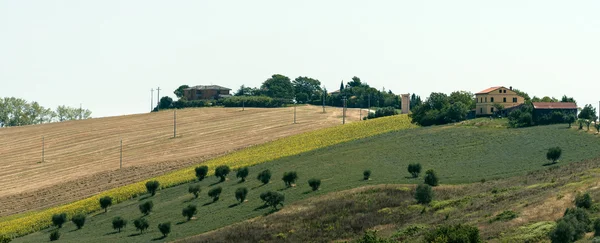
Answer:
(0, 115, 415, 238)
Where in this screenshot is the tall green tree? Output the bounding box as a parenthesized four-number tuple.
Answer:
(261, 74, 294, 99)
(348, 76, 362, 88)
(173, 85, 189, 99)
(292, 76, 321, 103)
(449, 91, 476, 110)
(579, 104, 597, 121)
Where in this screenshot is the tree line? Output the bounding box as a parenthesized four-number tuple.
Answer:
(155, 74, 406, 110)
(0, 97, 92, 128)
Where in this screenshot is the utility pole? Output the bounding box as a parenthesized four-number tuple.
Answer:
(79, 103, 82, 120)
(120, 139, 123, 169)
(293, 105, 297, 124)
(367, 94, 371, 120)
(156, 87, 161, 111)
(242, 100, 245, 111)
(322, 90, 326, 113)
(173, 110, 177, 138)
(360, 106, 362, 121)
(42, 136, 45, 163)
(151, 88, 154, 112)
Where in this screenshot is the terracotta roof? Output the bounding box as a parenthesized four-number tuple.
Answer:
(184, 85, 231, 91)
(532, 102, 577, 109)
(475, 86, 503, 94)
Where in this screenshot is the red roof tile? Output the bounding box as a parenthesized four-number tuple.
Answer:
(476, 86, 503, 94)
(532, 102, 577, 109)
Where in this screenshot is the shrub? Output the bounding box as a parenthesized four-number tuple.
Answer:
(547, 147, 562, 164)
(594, 218, 600, 236)
(308, 178, 321, 191)
(99, 196, 113, 213)
(71, 213, 86, 230)
(112, 217, 127, 233)
(236, 167, 249, 182)
(407, 163, 422, 178)
(0, 235, 11, 243)
(215, 165, 231, 182)
(49, 230, 60, 241)
(182, 205, 197, 221)
(260, 191, 285, 209)
(494, 210, 519, 222)
(415, 184, 433, 205)
(282, 171, 298, 187)
(550, 208, 591, 242)
(365, 107, 398, 120)
(158, 222, 171, 237)
(145, 181, 160, 196)
(424, 169, 439, 187)
(133, 218, 149, 234)
(363, 170, 372, 180)
(222, 96, 291, 108)
(188, 185, 201, 198)
(208, 187, 223, 202)
(575, 193, 592, 209)
(257, 169, 272, 184)
(235, 187, 249, 203)
(195, 166, 208, 181)
(425, 224, 481, 243)
(354, 230, 391, 243)
(139, 201, 154, 216)
(51, 213, 67, 228)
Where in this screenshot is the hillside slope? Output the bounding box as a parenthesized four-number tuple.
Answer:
(11, 120, 600, 243)
(0, 106, 361, 216)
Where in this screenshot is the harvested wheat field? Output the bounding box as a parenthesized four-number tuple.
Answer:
(0, 105, 363, 217)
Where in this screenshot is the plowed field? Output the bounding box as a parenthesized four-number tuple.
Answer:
(0, 106, 362, 217)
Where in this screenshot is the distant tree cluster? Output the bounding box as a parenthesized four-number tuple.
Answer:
(0, 97, 92, 127)
(410, 91, 474, 126)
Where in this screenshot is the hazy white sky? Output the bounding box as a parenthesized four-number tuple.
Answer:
(1, 1, 599, 117)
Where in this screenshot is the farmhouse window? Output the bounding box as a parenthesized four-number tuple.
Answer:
(491, 97, 494, 102)
(491, 107, 494, 113)
(503, 97, 506, 102)
(513, 98, 517, 103)
(485, 97, 487, 102)
(499, 90, 502, 93)
(480, 108, 483, 114)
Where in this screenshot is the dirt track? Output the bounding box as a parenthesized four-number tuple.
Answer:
(0, 106, 363, 217)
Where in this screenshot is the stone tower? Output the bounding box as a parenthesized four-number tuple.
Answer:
(401, 94, 410, 114)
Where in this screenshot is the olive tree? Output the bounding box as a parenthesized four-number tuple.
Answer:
(208, 187, 223, 202)
(145, 181, 160, 196)
(257, 169, 272, 184)
(182, 205, 197, 221)
(195, 165, 209, 181)
(547, 147, 562, 164)
(236, 167, 249, 182)
(215, 165, 231, 182)
(99, 196, 113, 213)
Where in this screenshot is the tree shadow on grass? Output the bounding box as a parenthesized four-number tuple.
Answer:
(202, 200, 217, 207)
(228, 203, 240, 208)
(277, 187, 292, 192)
(104, 231, 119, 236)
(302, 190, 313, 195)
(176, 221, 187, 225)
(138, 195, 151, 201)
(209, 179, 225, 187)
(182, 197, 196, 204)
(263, 208, 281, 216)
(542, 162, 559, 167)
(128, 233, 142, 237)
(152, 236, 167, 241)
(253, 204, 269, 211)
(251, 183, 268, 190)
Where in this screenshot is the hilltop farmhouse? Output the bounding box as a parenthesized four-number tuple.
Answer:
(183, 85, 232, 101)
(475, 86, 525, 116)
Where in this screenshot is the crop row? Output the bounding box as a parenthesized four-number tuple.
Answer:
(0, 115, 415, 238)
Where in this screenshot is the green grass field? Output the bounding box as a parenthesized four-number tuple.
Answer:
(13, 121, 600, 242)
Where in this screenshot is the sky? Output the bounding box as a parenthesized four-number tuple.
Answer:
(1, 0, 599, 118)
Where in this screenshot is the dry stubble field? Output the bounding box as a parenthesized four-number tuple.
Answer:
(0, 105, 362, 217)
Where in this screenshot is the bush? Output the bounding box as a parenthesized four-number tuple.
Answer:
(363, 170, 372, 180)
(236, 167, 249, 182)
(0, 235, 11, 243)
(354, 230, 391, 243)
(407, 163, 422, 178)
(282, 171, 298, 187)
(182, 205, 197, 221)
(51, 213, 67, 228)
(139, 201, 154, 215)
(71, 213, 86, 230)
(195, 166, 209, 181)
(547, 147, 562, 164)
(112, 217, 127, 233)
(594, 218, 600, 236)
(575, 193, 592, 209)
(494, 210, 519, 222)
(550, 208, 591, 242)
(260, 191, 285, 209)
(415, 184, 433, 205)
(49, 230, 60, 241)
(99, 196, 113, 213)
(257, 169, 272, 184)
(235, 187, 249, 203)
(365, 107, 398, 120)
(188, 185, 201, 198)
(133, 218, 149, 234)
(308, 178, 321, 191)
(145, 180, 160, 196)
(158, 222, 171, 237)
(208, 187, 223, 202)
(424, 169, 439, 187)
(425, 224, 481, 243)
(215, 165, 231, 182)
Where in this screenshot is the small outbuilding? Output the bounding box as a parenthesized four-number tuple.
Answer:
(183, 85, 232, 100)
(532, 102, 577, 118)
